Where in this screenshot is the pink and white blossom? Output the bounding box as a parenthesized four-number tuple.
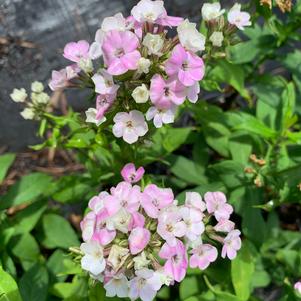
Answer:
(104, 274, 129, 298)
(102, 30, 141, 75)
(190, 244, 218, 270)
(157, 207, 186, 246)
(146, 105, 177, 128)
(204, 191, 233, 221)
(63, 40, 90, 63)
(112, 110, 148, 144)
(80, 241, 106, 276)
(129, 227, 151, 255)
(185, 192, 206, 212)
(159, 239, 188, 282)
(180, 206, 205, 241)
(221, 229, 241, 260)
(295, 281, 301, 294)
(92, 70, 119, 95)
(202, 3, 225, 21)
(129, 269, 159, 301)
(214, 219, 235, 233)
(165, 44, 205, 86)
(150, 75, 186, 108)
(228, 4, 251, 31)
(141, 184, 174, 218)
(131, 0, 165, 23)
(49, 65, 79, 91)
(121, 163, 145, 183)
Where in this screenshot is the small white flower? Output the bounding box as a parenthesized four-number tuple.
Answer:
(104, 274, 129, 298)
(202, 2, 225, 21)
(177, 19, 206, 53)
(129, 269, 158, 301)
(107, 245, 129, 271)
(20, 108, 35, 120)
(133, 251, 151, 270)
(106, 208, 132, 233)
(146, 106, 176, 128)
(228, 4, 251, 31)
(142, 33, 164, 56)
(85, 108, 106, 126)
(78, 58, 94, 73)
(31, 81, 44, 93)
(209, 31, 224, 47)
(113, 110, 148, 144)
(131, 0, 165, 23)
(80, 241, 106, 276)
(137, 58, 151, 74)
(132, 84, 150, 104)
(10, 88, 27, 103)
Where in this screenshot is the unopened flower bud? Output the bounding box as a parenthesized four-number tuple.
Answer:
(31, 81, 44, 93)
(78, 58, 93, 73)
(20, 107, 35, 120)
(254, 176, 263, 187)
(137, 57, 151, 74)
(209, 31, 224, 47)
(32, 92, 50, 104)
(142, 33, 164, 56)
(244, 167, 255, 174)
(132, 84, 149, 103)
(10, 88, 27, 103)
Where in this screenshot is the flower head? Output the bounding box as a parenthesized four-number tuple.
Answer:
(150, 75, 186, 108)
(121, 163, 145, 183)
(165, 44, 205, 87)
(190, 244, 218, 270)
(221, 229, 241, 260)
(63, 40, 90, 63)
(202, 3, 225, 21)
(102, 30, 141, 75)
(146, 105, 176, 128)
(129, 227, 151, 255)
(228, 4, 251, 30)
(131, 0, 165, 23)
(113, 110, 148, 144)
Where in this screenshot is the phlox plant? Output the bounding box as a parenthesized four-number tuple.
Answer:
(79, 163, 241, 300)
(3, 0, 301, 301)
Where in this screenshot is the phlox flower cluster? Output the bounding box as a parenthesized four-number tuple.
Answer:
(79, 163, 241, 301)
(49, 0, 209, 144)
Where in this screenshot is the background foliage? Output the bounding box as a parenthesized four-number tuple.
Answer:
(1, 1, 301, 300)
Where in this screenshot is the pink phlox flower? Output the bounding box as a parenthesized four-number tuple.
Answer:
(129, 269, 159, 301)
(165, 44, 205, 87)
(141, 184, 174, 218)
(104, 181, 141, 216)
(185, 82, 200, 103)
(157, 206, 186, 246)
(93, 212, 116, 246)
(295, 281, 301, 294)
(185, 192, 206, 212)
(63, 40, 90, 63)
(129, 227, 151, 255)
(89, 191, 109, 213)
(112, 110, 148, 144)
(228, 4, 251, 31)
(214, 218, 235, 233)
(204, 191, 233, 221)
(221, 229, 241, 260)
(190, 244, 218, 270)
(80, 211, 96, 242)
(146, 105, 177, 128)
(92, 69, 119, 95)
(95, 94, 115, 121)
(159, 239, 188, 282)
(129, 211, 145, 230)
(102, 30, 141, 75)
(180, 206, 205, 241)
(150, 74, 186, 108)
(121, 163, 145, 183)
(49, 65, 80, 91)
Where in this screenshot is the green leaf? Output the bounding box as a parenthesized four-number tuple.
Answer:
(9, 233, 40, 268)
(281, 82, 296, 131)
(163, 127, 192, 153)
(229, 133, 253, 164)
(0, 266, 22, 301)
(180, 277, 199, 300)
(19, 264, 49, 301)
(210, 60, 250, 99)
(231, 242, 255, 301)
(169, 155, 207, 186)
(46, 249, 68, 283)
(0, 173, 52, 210)
(40, 213, 79, 249)
(0, 153, 15, 184)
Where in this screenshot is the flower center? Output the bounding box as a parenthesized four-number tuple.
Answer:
(126, 121, 133, 128)
(115, 48, 125, 58)
(166, 223, 174, 232)
(182, 61, 189, 71)
(164, 87, 170, 96)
